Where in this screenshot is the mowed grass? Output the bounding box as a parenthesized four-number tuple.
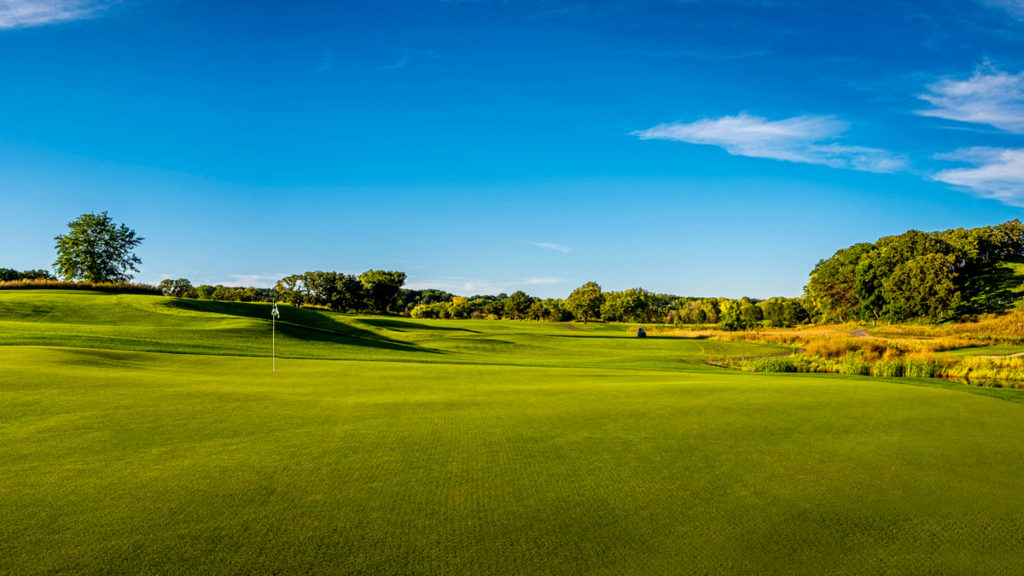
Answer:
(3, 292, 1024, 574)
(0, 291, 786, 370)
(944, 345, 1024, 358)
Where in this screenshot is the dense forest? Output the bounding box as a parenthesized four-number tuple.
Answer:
(5, 220, 1022, 328)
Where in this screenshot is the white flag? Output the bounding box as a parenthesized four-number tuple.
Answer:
(272, 302, 280, 319)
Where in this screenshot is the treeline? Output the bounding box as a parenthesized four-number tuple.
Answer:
(157, 278, 276, 302)
(0, 268, 54, 281)
(414, 289, 812, 328)
(155, 269, 811, 328)
(805, 220, 1024, 323)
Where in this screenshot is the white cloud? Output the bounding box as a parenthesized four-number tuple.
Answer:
(933, 147, 1024, 207)
(632, 113, 906, 173)
(0, 0, 114, 30)
(917, 67, 1024, 134)
(975, 0, 1024, 18)
(533, 242, 570, 253)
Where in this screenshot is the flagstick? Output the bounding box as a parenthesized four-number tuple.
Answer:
(272, 300, 277, 373)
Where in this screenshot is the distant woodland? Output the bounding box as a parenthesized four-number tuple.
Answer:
(4, 220, 1023, 329)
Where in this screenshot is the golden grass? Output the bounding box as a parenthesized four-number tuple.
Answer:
(0, 279, 160, 294)
(683, 311, 1024, 387)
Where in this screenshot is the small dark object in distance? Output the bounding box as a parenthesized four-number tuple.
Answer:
(637, 327, 646, 338)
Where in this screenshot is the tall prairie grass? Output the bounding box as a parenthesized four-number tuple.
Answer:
(726, 348, 1024, 388)
(0, 279, 160, 294)
(693, 313, 1024, 388)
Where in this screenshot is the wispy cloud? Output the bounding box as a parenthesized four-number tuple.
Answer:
(533, 241, 570, 253)
(376, 49, 441, 71)
(917, 66, 1024, 134)
(0, 0, 115, 30)
(633, 113, 906, 173)
(974, 0, 1024, 18)
(377, 52, 410, 71)
(314, 51, 333, 75)
(933, 147, 1024, 207)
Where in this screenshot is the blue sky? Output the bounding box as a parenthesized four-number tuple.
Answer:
(2, 0, 1024, 298)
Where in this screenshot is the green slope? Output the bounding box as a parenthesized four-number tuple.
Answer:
(960, 257, 1024, 314)
(0, 290, 787, 370)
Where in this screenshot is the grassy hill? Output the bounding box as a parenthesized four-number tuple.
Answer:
(0, 290, 787, 370)
(960, 256, 1024, 314)
(3, 291, 1024, 575)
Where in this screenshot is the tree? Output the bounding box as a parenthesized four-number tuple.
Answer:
(718, 300, 744, 331)
(0, 268, 53, 281)
(54, 212, 144, 282)
(504, 290, 535, 319)
(158, 278, 194, 298)
(805, 242, 872, 322)
(330, 273, 365, 312)
(882, 253, 960, 322)
(565, 281, 604, 323)
(275, 274, 307, 306)
(739, 300, 763, 329)
(602, 288, 653, 323)
(359, 269, 407, 313)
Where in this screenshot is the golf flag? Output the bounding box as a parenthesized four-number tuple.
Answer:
(272, 301, 279, 373)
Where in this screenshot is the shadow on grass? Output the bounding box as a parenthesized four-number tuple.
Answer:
(549, 334, 709, 340)
(275, 322, 439, 355)
(959, 258, 1024, 316)
(166, 299, 438, 355)
(360, 318, 480, 333)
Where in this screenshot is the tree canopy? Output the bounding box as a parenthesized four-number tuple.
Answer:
(565, 281, 604, 323)
(805, 220, 1024, 322)
(53, 212, 144, 283)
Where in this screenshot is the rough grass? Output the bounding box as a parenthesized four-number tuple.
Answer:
(4, 292, 1024, 574)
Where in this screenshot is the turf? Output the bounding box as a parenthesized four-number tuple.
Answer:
(0, 291, 786, 370)
(944, 345, 1024, 358)
(3, 292, 1024, 575)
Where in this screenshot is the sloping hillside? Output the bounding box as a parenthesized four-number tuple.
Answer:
(0, 290, 787, 371)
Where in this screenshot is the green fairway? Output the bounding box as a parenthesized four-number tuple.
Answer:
(3, 292, 1024, 574)
(944, 345, 1024, 358)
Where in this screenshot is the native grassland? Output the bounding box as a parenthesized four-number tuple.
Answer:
(3, 291, 1024, 575)
(681, 310, 1024, 386)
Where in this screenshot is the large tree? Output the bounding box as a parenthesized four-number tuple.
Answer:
(565, 281, 604, 323)
(54, 212, 144, 283)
